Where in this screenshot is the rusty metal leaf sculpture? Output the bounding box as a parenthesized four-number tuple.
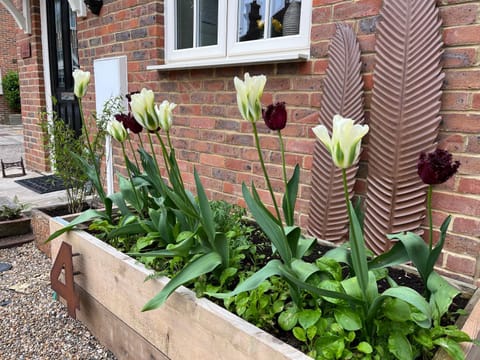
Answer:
(308, 24, 365, 242)
(364, 0, 444, 254)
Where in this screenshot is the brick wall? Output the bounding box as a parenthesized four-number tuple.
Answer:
(16, 0, 49, 171)
(0, 6, 19, 124)
(18, 0, 480, 284)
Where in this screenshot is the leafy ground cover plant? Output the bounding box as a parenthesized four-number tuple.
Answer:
(0, 196, 27, 221)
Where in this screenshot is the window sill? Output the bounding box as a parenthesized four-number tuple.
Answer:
(146, 52, 309, 71)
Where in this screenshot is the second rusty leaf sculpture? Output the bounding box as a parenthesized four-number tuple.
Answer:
(364, 0, 444, 253)
(308, 23, 365, 242)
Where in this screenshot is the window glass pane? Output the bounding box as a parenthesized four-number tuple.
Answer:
(238, 0, 265, 42)
(69, 8, 79, 71)
(54, 0, 65, 88)
(198, 0, 218, 46)
(176, 0, 194, 49)
(277, 0, 301, 37)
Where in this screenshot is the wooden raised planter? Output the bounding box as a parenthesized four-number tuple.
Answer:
(0, 215, 31, 237)
(49, 216, 310, 360)
(0, 214, 33, 248)
(49, 216, 480, 360)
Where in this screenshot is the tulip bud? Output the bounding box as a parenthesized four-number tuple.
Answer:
(107, 118, 128, 143)
(155, 100, 177, 132)
(417, 149, 460, 185)
(313, 114, 369, 169)
(234, 73, 267, 123)
(114, 113, 143, 134)
(73, 69, 91, 99)
(130, 88, 160, 132)
(263, 102, 287, 130)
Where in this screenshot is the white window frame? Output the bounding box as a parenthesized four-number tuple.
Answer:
(164, 1, 227, 63)
(149, 0, 312, 70)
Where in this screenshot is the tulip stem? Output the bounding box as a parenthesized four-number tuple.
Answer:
(147, 132, 161, 172)
(154, 132, 173, 182)
(278, 130, 292, 226)
(78, 99, 105, 201)
(127, 136, 140, 170)
(252, 122, 282, 223)
(137, 133, 145, 149)
(121, 142, 143, 216)
(427, 185, 433, 252)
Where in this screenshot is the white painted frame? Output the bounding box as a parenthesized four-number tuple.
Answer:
(155, 0, 311, 70)
(165, 0, 227, 63)
(227, 0, 312, 59)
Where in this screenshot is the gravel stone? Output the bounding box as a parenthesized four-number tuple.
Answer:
(0, 242, 117, 359)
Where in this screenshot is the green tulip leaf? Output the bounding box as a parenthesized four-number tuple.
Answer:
(282, 164, 299, 227)
(194, 169, 215, 245)
(243, 183, 292, 263)
(427, 215, 452, 276)
(296, 235, 316, 259)
(291, 259, 320, 282)
(206, 260, 283, 299)
(46, 209, 108, 242)
(386, 231, 429, 284)
(428, 272, 460, 325)
(368, 241, 410, 270)
(142, 252, 222, 311)
(346, 200, 369, 299)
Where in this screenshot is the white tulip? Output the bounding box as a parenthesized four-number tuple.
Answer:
(313, 114, 369, 169)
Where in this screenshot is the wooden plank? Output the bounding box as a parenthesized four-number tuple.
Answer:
(74, 285, 169, 360)
(50, 218, 310, 360)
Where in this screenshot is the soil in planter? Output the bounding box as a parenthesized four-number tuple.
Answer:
(41, 203, 92, 217)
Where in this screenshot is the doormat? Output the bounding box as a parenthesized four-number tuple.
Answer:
(15, 175, 66, 194)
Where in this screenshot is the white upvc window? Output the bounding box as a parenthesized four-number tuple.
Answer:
(151, 0, 312, 70)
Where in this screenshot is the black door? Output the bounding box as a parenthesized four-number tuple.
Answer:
(46, 0, 82, 134)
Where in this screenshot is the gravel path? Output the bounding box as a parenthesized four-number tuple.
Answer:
(0, 242, 116, 359)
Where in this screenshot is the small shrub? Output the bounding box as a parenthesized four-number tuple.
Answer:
(0, 196, 27, 221)
(2, 71, 21, 113)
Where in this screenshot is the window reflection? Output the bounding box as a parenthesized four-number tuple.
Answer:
(54, 0, 64, 88)
(199, 0, 218, 46)
(238, 0, 301, 42)
(70, 8, 79, 71)
(176, 0, 218, 50)
(176, 0, 194, 49)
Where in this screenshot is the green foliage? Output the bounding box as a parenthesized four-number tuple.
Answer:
(40, 109, 90, 214)
(224, 277, 289, 329)
(2, 70, 20, 112)
(0, 196, 27, 221)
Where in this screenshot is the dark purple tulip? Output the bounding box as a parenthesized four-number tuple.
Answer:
(417, 149, 460, 185)
(114, 113, 143, 134)
(262, 102, 287, 131)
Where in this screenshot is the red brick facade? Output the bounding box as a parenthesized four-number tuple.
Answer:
(0, 6, 19, 124)
(9, 0, 480, 284)
(16, 0, 49, 171)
